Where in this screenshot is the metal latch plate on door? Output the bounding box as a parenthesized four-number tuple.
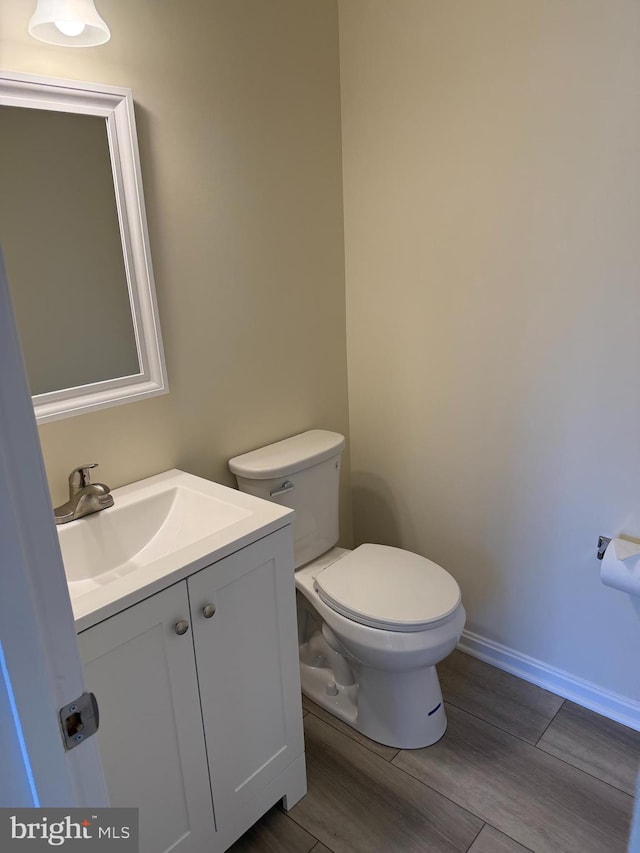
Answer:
(59, 692, 100, 750)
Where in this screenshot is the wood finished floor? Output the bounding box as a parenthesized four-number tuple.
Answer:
(228, 651, 640, 853)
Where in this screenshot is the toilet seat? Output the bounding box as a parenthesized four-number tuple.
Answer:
(313, 544, 461, 632)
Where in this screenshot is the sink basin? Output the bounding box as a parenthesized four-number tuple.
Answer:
(58, 469, 294, 631)
(60, 483, 250, 588)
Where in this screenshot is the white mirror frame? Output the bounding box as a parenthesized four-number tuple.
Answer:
(0, 70, 168, 423)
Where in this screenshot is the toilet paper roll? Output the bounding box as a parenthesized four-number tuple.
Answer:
(600, 537, 640, 597)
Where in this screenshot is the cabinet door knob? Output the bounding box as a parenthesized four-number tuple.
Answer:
(174, 619, 190, 635)
(202, 603, 216, 619)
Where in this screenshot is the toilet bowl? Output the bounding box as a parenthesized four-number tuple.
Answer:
(228, 430, 466, 749)
(296, 546, 465, 748)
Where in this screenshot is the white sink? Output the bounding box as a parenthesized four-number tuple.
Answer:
(59, 469, 294, 631)
(60, 482, 250, 586)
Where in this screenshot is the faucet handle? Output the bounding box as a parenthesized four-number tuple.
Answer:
(69, 464, 99, 495)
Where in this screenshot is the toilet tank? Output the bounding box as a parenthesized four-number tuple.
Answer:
(228, 430, 345, 568)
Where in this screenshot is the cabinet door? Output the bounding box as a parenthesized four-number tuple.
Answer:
(78, 582, 215, 853)
(188, 527, 304, 833)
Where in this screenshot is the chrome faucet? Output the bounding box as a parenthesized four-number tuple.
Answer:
(54, 464, 114, 525)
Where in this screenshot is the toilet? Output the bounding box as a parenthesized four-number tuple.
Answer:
(228, 429, 465, 749)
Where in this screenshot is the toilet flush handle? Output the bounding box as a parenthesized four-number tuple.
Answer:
(270, 480, 295, 498)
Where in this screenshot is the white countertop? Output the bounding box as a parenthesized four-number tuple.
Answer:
(59, 470, 294, 632)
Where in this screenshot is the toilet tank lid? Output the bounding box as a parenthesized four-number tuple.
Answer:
(229, 430, 345, 479)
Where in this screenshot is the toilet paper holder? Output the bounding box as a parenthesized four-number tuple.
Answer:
(597, 536, 611, 560)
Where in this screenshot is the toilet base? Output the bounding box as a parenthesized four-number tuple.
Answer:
(299, 635, 447, 749)
(300, 661, 359, 725)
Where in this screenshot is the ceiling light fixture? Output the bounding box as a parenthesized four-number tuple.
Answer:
(29, 0, 110, 47)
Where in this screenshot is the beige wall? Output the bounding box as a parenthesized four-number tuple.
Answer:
(340, 0, 640, 703)
(0, 0, 351, 541)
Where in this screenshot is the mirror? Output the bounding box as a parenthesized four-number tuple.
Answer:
(0, 71, 168, 423)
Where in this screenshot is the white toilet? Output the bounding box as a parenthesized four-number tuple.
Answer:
(229, 429, 465, 749)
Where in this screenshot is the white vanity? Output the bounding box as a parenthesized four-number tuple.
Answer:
(60, 470, 306, 853)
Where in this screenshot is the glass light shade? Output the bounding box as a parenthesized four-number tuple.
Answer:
(29, 0, 110, 47)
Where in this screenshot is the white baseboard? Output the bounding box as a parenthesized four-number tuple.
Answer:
(457, 630, 640, 732)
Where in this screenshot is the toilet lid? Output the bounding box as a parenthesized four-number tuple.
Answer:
(314, 544, 461, 632)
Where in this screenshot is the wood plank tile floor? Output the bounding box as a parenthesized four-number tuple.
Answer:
(229, 651, 640, 853)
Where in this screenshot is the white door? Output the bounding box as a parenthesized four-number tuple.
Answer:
(0, 248, 107, 806)
(188, 527, 305, 839)
(79, 582, 215, 853)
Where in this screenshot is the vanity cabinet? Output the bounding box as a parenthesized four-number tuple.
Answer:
(78, 526, 306, 853)
(78, 581, 214, 853)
